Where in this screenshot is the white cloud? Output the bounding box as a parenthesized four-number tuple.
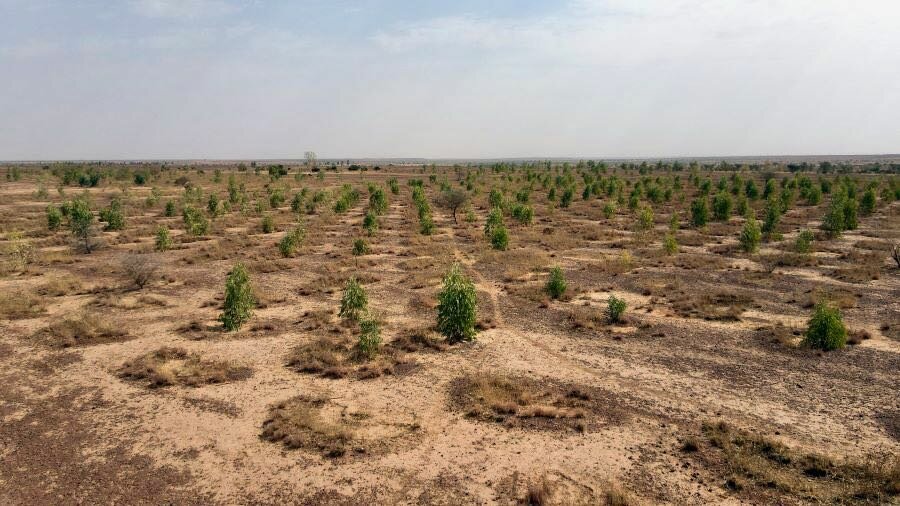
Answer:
(130, 0, 241, 19)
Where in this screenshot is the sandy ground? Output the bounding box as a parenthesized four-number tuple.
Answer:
(0, 167, 898, 505)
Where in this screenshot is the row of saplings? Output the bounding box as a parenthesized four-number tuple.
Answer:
(215, 262, 850, 354)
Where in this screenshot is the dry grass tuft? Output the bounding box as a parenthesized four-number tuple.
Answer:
(668, 289, 752, 321)
(260, 395, 355, 458)
(0, 290, 46, 319)
(119, 347, 251, 387)
(452, 373, 598, 430)
(694, 420, 900, 503)
(37, 312, 127, 347)
(36, 274, 83, 296)
(287, 335, 409, 380)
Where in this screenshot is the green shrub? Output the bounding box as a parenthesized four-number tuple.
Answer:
(663, 233, 678, 255)
(484, 207, 504, 237)
(761, 198, 781, 237)
(182, 206, 209, 236)
(278, 226, 305, 257)
(602, 202, 616, 219)
(207, 193, 220, 216)
(545, 266, 567, 299)
(490, 225, 509, 251)
(164, 200, 176, 217)
(859, 188, 876, 216)
(795, 229, 814, 254)
(739, 216, 761, 253)
(419, 211, 434, 235)
(66, 198, 96, 253)
(155, 226, 173, 251)
(388, 178, 400, 195)
(99, 199, 126, 231)
(261, 214, 275, 234)
(511, 204, 534, 225)
(559, 188, 574, 208)
(363, 210, 379, 236)
(219, 263, 254, 331)
(339, 277, 368, 322)
(352, 238, 370, 256)
(47, 205, 62, 231)
(690, 198, 708, 227)
(803, 300, 846, 351)
(607, 295, 626, 323)
(369, 187, 388, 215)
(488, 188, 504, 209)
(636, 206, 654, 232)
(712, 192, 733, 221)
(436, 263, 478, 343)
(357, 316, 381, 359)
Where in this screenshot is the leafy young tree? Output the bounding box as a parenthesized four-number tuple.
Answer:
(352, 238, 370, 256)
(607, 295, 626, 323)
(155, 225, 173, 251)
(795, 229, 814, 254)
(490, 224, 509, 250)
(712, 191, 733, 221)
(278, 226, 305, 257)
(545, 266, 567, 300)
(99, 198, 125, 231)
(437, 188, 468, 224)
(357, 316, 381, 359)
(739, 215, 761, 253)
(47, 205, 62, 231)
(859, 187, 877, 216)
(164, 200, 176, 217)
(663, 233, 678, 255)
(803, 300, 846, 351)
(67, 198, 96, 253)
(436, 263, 478, 343)
(220, 263, 254, 331)
(261, 214, 275, 234)
(339, 277, 368, 322)
(182, 206, 209, 236)
(362, 210, 379, 236)
(690, 198, 708, 228)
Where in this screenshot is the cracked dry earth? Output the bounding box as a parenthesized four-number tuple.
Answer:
(0, 167, 898, 505)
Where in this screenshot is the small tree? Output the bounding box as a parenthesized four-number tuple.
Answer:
(278, 226, 305, 257)
(155, 226, 173, 251)
(339, 277, 368, 322)
(363, 210, 379, 236)
(803, 300, 846, 351)
(352, 238, 370, 256)
(712, 192, 732, 221)
(607, 295, 626, 323)
(545, 266, 567, 300)
(164, 200, 176, 217)
(357, 316, 381, 359)
(122, 253, 159, 289)
(261, 214, 275, 234)
(99, 199, 126, 231)
(47, 205, 62, 231)
(490, 225, 509, 251)
(859, 188, 877, 216)
(663, 233, 678, 255)
(690, 198, 708, 228)
(484, 208, 503, 238)
(67, 198, 96, 253)
(183, 206, 209, 236)
(739, 216, 761, 253)
(437, 263, 477, 343)
(602, 202, 616, 219)
(796, 229, 814, 254)
(636, 206, 654, 232)
(220, 263, 254, 331)
(437, 189, 468, 224)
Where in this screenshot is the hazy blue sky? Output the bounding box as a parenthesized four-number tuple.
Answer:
(1, 0, 898, 160)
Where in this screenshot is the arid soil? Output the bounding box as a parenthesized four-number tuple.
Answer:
(0, 163, 897, 505)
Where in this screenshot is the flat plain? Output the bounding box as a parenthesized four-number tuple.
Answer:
(0, 161, 897, 505)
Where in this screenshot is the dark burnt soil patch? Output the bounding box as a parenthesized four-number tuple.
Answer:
(260, 395, 420, 459)
(449, 372, 628, 432)
(119, 347, 252, 388)
(286, 335, 416, 380)
(685, 420, 899, 504)
(0, 383, 210, 505)
(33, 312, 130, 348)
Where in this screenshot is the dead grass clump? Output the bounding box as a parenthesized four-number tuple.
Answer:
(119, 347, 251, 387)
(801, 288, 858, 310)
(260, 395, 355, 458)
(569, 305, 606, 330)
(669, 289, 752, 321)
(0, 290, 46, 319)
(759, 252, 819, 268)
(452, 373, 594, 430)
(287, 336, 408, 380)
(37, 312, 127, 347)
(830, 265, 881, 283)
(389, 329, 449, 353)
(695, 421, 900, 503)
(36, 274, 83, 296)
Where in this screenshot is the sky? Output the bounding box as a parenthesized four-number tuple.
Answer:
(0, 0, 898, 160)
